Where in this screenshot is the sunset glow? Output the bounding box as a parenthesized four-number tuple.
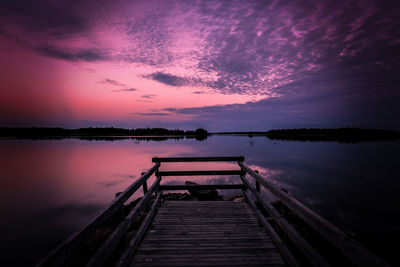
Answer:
(1, 0, 399, 130)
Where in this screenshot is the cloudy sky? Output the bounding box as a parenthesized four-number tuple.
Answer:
(0, 0, 399, 131)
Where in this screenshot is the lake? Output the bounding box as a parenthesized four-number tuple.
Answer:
(0, 136, 399, 266)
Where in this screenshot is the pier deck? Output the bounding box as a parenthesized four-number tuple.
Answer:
(131, 201, 285, 267)
(38, 156, 389, 267)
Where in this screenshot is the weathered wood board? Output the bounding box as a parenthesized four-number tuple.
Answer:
(130, 201, 286, 267)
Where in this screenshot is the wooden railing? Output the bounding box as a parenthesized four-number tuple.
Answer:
(36, 163, 160, 267)
(239, 161, 390, 267)
(37, 156, 389, 267)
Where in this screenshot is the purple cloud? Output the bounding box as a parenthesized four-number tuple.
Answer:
(36, 45, 107, 62)
(1, 0, 399, 129)
(165, 65, 400, 130)
(136, 112, 170, 116)
(144, 72, 188, 86)
(141, 94, 156, 99)
(100, 78, 126, 87)
(112, 88, 137, 92)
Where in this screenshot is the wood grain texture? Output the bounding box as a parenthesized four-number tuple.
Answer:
(159, 184, 245, 190)
(152, 156, 245, 162)
(157, 170, 244, 176)
(130, 201, 286, 267)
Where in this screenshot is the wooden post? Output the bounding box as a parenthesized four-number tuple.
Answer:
(255, 170, 261, 193)
(141, 172, 148, 194)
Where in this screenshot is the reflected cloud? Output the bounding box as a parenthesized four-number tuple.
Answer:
(39, 202, 103, 218)
(96, 178, 127, 188)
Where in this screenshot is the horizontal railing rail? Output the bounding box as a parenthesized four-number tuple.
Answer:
(160, 184, 245, 190)
(157, 170, 244, 176)
(152, 156, 244, 162)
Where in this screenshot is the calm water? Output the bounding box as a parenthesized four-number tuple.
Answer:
(1, 136, 399, 266)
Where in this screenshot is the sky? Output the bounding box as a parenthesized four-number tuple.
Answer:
(0, 0, 399, 131)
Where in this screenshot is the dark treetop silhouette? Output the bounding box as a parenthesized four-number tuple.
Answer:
(0, 127, 209, 141)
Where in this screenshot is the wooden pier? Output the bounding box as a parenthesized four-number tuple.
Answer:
(37, 156, 389, 267)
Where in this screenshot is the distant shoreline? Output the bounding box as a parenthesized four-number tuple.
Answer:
(1, 127, 399, 143)
(211, 128, 400, 143)
(0, 127, 209, 141)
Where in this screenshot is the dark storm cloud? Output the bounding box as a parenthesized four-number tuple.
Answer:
(36, 45, 107, 62)
(39, 202, 102, 218)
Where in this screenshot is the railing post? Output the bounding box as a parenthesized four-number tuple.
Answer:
(141, 172, 148, 194)
(255, 170, 261, 193)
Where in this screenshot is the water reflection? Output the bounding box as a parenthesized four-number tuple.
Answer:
(0, 136, 399, 266)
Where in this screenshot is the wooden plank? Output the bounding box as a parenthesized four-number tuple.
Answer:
(141, 240, 271, 243)
(135, 248, 279, 254)
(243, 190, 299, 267)
(151, 222, 259, 226)
(152, 156, 245, 162)
(153, 218, 257, 222)
(36, 163, 159, 267)
(133, 258, 284, 264)
(131, 262, 283, 267)
(239, 162, 389, 267)
(162, 200, 247, 205)
(160, 184, 245, 190)
(157, 170, 244, 176)
(157, 212, 250, 216)
(131, 200, 285, 267)
(151, 222, 258, 227)
(138, 246, 276, 251)
(116, 193, 162, 267)
(144, 233, 270, 238)
(133, 253, 281, 259)
(242, 175, 330, 267)
(86, 177, 161, 267)
(146, 231, 266, 236)
(133, 257, 284, 264)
